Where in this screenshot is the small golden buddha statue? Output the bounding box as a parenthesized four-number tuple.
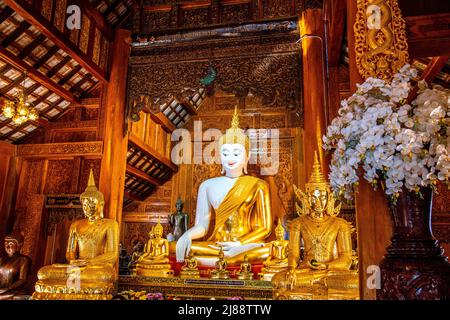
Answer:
(210, 249, 230, 279)
(0, 233, 31, 300)
(33, 169, 119, 300)
(236, 255, 254, 280)
(136, 219, 173, 277)
(173, 106, 273, 267)
(180, 251, 200, 279)
(272, 153, 358, 300)
(259, 219, 289, 281)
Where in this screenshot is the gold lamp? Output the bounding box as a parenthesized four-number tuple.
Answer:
(1, 73, 39, 125)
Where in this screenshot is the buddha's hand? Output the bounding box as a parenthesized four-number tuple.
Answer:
(215, 241, 241, 251)
(308, 259, 328, 270)
(286, 268, 297, 287)
(69, 259, 88, 267)
(176, 233, 192, 263)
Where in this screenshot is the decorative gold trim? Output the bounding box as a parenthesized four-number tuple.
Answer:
(17, 141, 103, 158)
(354, 0, 409, 81)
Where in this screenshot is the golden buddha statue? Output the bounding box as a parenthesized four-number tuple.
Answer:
(210, 249, 230, 279)
(259, 219, 289, 281)
(173, 106, 273, 267)
(180, 251, 200, 279)
(33, 169, 119, 300)
(136, 219, 173, 277)
(236, 255, 254, 280)
(272, 153, 359, 300)
(0, 233, 31, 300)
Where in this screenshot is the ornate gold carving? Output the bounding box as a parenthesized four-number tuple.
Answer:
(119, 276, 273, 300)
(17, 141, 103, 158)
(93, 28, 102, 65)
(354, 0, 409, 80)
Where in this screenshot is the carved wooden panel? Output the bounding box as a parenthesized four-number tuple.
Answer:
(128, 33, 301, 115)
(44, 160, 74, 194)
(136, 0, 304, 33)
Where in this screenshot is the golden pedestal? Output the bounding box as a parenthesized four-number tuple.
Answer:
(119, 276, 273, 300)
(180, 270, 201, 279)
(210, 271, 230, 279)
(135, 265, 174, 277)
(32, 281, 115, 300)
(236, 272, 254, 280)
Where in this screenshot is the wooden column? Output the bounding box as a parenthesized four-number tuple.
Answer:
(99, 29, 131, 224)
(0, 142, 17, 248)
(346, 0, 393, 300)
(300, 9, 330, 181)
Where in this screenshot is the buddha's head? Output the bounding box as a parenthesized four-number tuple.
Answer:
(305, 153, 331, 220)
(80, 169, 104, 221)
(175, 197, 184, 212)
(218, 106, 250, 178)
(154, 219, 164, 239)
(4, 232, 24, 258)
(275, 219, 285, 240)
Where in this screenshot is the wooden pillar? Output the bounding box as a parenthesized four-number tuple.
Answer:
(99, 28, 131, 225)
(0, 142, 17, 248)
(346, 0, 393, 300)
(300, 9, 330, 181)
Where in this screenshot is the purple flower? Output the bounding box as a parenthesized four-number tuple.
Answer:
(147, 292, 164, 300)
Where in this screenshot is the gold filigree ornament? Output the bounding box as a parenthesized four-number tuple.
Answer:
(354, 0, 409, 81)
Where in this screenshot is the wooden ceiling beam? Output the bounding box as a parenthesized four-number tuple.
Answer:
(78, 0, 114, 41)
(3, 0, 108, 82)
(126, 164, 162, 186)
(407, 56, 449, 103)
(0, 46, 80, 105)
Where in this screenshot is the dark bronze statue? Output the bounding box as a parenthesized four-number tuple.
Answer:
(168, 197, 189, 241)
(0, 233, 31, 299)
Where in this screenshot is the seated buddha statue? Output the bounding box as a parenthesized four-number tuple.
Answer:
(173, 107, 273, 267)
(33, 169, 119, 300)
(236, 255, 254, 280)
(259, 219, 289, 281)
(135, 220, 173, 277)
(272, 153, 358, 299)
(180, 251, 200, 279)
(0, 233, 31, 300)
(210, 249, 230, 279)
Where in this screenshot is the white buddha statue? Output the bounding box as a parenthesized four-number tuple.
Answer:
(172, 107, 273, 267)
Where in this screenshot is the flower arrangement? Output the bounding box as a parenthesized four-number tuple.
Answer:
(116, 290, 165, 300)
(323, 64, 450, 201)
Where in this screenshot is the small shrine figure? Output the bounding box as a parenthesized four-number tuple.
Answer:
(128, 241, 145, 276)
(180, 251, 200, 279)
(259, 219, 289, 281)
(119, 243, 130, 275)
(0, 233, 31, 300)
(136, 219, 173, 277)
(210, 249, 230, 279)
(167, 197, 189, 242)
(236, 255, 254, 280)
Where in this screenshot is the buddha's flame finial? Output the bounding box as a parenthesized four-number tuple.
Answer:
(231, 105, 240, 129)
(305, 151, 329, 192)
(275, 218, 285, 234)
(88, 168, 96, 188)
(80, 168, 104, 202)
